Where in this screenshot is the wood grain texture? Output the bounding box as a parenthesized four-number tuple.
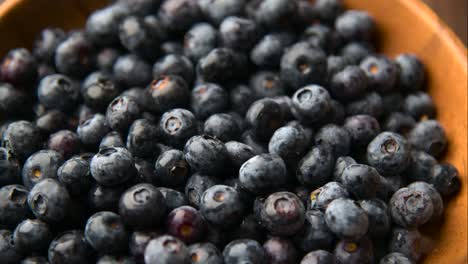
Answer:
(0, 0, 466, 263)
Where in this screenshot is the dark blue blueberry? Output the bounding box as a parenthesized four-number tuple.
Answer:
(390, 187, 434, 228)
(358, 199, 390, 238)
(341, 164, 381, 199)
(84, 211, 129, 254)
(324, 198, 369, 240)
(33, 27, 66, 64)
(96, 255, 135, 264)
(117, 0, 161, 16)
(157, 187, 188, 212)
(146, 75, 190, 114)
(191, 83, 229, 120)
(199, 0, 245, 24)
(21, 150, 63, 190)
(77, 114, 110, 148)
(57, 155, 93, 197)
(315, 0, 344, 24)
(251, 32, 294, 68)
(408, 120, 447, 157)
(296, 146, 335, 189)
(335, 10, 375, 42)
(272, 96, 295, 121)
(403, 150, 436, 182)
(155, 149, 190, 187)
(47, 130, 81, 159)
(301, 24, 333, 51)
(346, 92, 383, 118)
(90, 147, 136, 186)
(126, 119, 159, 158)
(153, 54, 194, 85)
(55, 32, 95, 78)
(166, 205, 206, 243)
(429, 163, 461, 196)
(119, 16, 161, 61)
(223, 239, 266, 264)
(396, 53, 425, 92)
(158, 0, 202, 34)
(326, 55, 350, 83)
(253, 0, 297, 29)
(340, 41, 374, 65)
(315, 124, 351, 157)
(280, 43, 327, 90)
(408, 181, 444, 218)
(360, 55, 399, 93)
(308, 182, 350, 211)
(183, 23, 218, 62)
(229, 84, 255, 116)
(382, 92, 404, 114)
(333, 156, 357, 182)
(0, 185, 30, 228)
(197, 48, 246, 84)
(379, 252, 414, 264)
(97, 48, 121, 73)
(185, 173, 218, 208)
(227, 214, 265, 242)
(27, 178, 70, 222)
(133, 157, 156, 183)
(268, 125, 308, 166)
(99, 131, 125, 150)
(389, 228, 424, 262)
(20, 256, 49, 264)
(106, 95, 141, 133)
(330, 65, 368, 101)
(250, 71, 285, 98)
(292, 85, 331, 125)
(113, 54, 152, 88)
(129, 231, 160, 263)
(88, 183, 127, 212)
(188, 242, 223, 264)
(0, 83, 28, 118)
(86, 4, 129, 47)
(35, 110, 68, 135)
(219, 16, 258, 51)
(383, 112, 416, 134)
(246, 98, 285, 141)
(0, 48, 37, 89)
(239, 154, 287, 194)
(403, 92, 436, 120)
(48, 230, 94, 264)
(294, 210, 335, 252)
(241, 129, 268, 154)
(2, 121, 42, 161)
(13, 219, 52, 255)
(225, 141, 257, 172)
(0, 229, 21, 264)
(119, 183, 166, 229)
(263, 237, 299, 264)
(300, 250, 335, 264)
(203, 113, 241, 142)
(200, 185, 244, 229)
(333, 237, 374, 264)
(122, 87, 149, 110)
(184, 135, 228, 176)
(159, 109, 198, 149)
(344, 114, 380, 149)
(377, 175, 405, 202)
(81, 71, 120, 111)
(0, 147, 21, 186)
(367, 132, 411, 176)
(144, 235, 189, 264)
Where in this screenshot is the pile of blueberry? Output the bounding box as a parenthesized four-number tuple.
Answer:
(0, 0, 462, 263)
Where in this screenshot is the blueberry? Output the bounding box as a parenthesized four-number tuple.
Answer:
(129, 231, 160, 263)
(191, 83, 229, 120)
(88, 183, 128, 212)
(0, 185, 30, 228)
(126, 119, 160, 158)
(271, 96, 295, 121)
(197, 48, 246, 83)
(76, 114, 110, 149)
(223, 239, 266, 264)
(86, 4, 128, 47)
(0, 229, 21, 264)
(119, 16, 161, 61)
(33, 28, 66, 64)
(0, 148, 21, 186)
(20, 256, 49, 264)
(253, 0, 297, 29)
(85, 211, 129, 254)
(301, 24, 333, 51)
(166, 205, 206, 243)
(113, 54, 152, 88)
(241, 129, 268, 154)
(409, 120, 447, 157)
(389, 228, 424, 262)
(346, 92, 383, 118)
(21, 150, 63, 190)
(377, 175, 405, 202)
(280, 43, 327, 90)
(325, 198, 369, 240)
(119, 183, 166, 229)
(315, 124, 351, 157)
(239, 154, 287, 194)
(296, 146, 335, 189)
(158, 0, 202, 34)
(330, 66, 368, 101)
(100, 131, 125, 150)
(250, 71, 285, 98)
(133, 157, 156, 184)
(203, 113, 241, 142)
(96, 255, 136, 264)
(429, 163, 461, 196)
(199, 0, 245, 24)
(390, 187, 434, 228)
(315, 0, 344, 24)
(183, 23, 218, 62)
(185, 173, 218, 208)
(292, 85, 331, 125)
(224, 141, 257, 172)
(35, 110, 68, 135)
(341, 164, 381, 199)
(117, 0, 161, 16)
(200, 185, 244, 229)
(227, 214, 265, 242)
(381, 92, 404, 114)
(396, 53, 425, 92)
(27, 178, 70, 222)
(47, 130, 81, 159)
(157, 187, 188, 212)
(333, 237, 374, 264)
(344, 114, 380, 149)
(155, 149, 190, 187)
(246, 98, 285, 141)
(300, 250, 335, 264)
(263, 237, 299, 264)
(333, 156, 357, 182)
(326, 55, 350, 83)
(188, 242, 223, 264)
(404, 150, 437, 182)
(106, 96, 141, 133)
(74, 105, 96, 127)
(97, 48, 121, 73)
(251, 32, 294, 68)
(219, 16, 258, 51)
(407, 181, 443, 218)
(340, 42, 374, 65)
(328, 99, 347, 125)
(0, 83, 28, 117)
(0, 48, 37, 89)
(184, 135, 228, 176)
(144, 235, 189, 264)
(81, 71, 120, 111)
(335, 10, 375, 42)
(159, 109, 198, 148)
(55, 32, 95, 78)
(358, 199, 391, 238)
(153, 55, 194, 84)
(403, 92, 436, 120)
(383, 112, 416, 134)
(294, 210, 335, 252)
(367, 132, 411, 176)
(90, 147, 136, 186)
(268, 125, 309, 166)
(13, 219, 53, 254)
(2, 121, 42, 161)
(379, 252, 414, 264)
(308, 182, 350, 211)
(48, 230, 94, 264)
(360, 55, 399, 93)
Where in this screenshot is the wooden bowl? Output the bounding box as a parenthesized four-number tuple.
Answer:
(0, 0, 466, 262)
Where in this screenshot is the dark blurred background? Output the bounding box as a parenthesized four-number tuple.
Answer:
(423, 0, 467, 44)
